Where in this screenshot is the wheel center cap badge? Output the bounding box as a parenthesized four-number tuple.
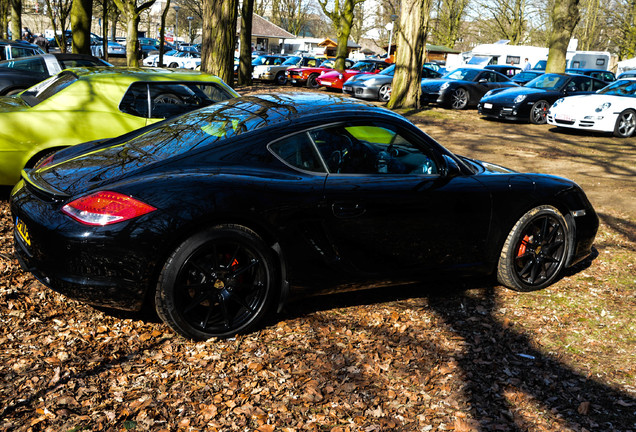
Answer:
(214, 280, 225, 290)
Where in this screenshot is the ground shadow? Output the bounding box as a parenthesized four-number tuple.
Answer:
(281, 272, 635, 431)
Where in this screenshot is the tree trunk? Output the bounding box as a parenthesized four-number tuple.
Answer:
(334, 0, 354, 70)
(388, 0, 432, 109)
(159, 0, 171, 66)
(0, 0, 9, 39)
(71, 0, 94, 54)
(125, 12, 140, 66)
(238, 0, 254, 86)
(546, 0, 580, 73)
(102, 0, 109, 61)
(10, 0, 21, 41)
(201, 0, 238, 86)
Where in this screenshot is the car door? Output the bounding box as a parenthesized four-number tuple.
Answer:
(311, 121, 492, 276)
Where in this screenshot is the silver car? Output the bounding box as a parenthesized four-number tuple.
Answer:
(343, 64, 442, 102)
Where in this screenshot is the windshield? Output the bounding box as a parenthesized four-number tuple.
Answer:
(379, 64, 395, 76)
(525, 73, 568, 90)
(350, 62, 380, 72)
(444, 68, 480, 81)
(282, 56, 301, 66)
(20, 71, 78, 107)
(597, 79, 636, 97)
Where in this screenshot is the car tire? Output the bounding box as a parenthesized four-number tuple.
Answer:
(613, 109, 636, 138)
(275, 71, 287, 86)
(153, 93, 182, 104)
(530, 100, 550, 124)
(306, 73, 320, 89)
(378, 84, 391, 102)
(155, 224, 278, 340)
(497, 205, 570, 292)
(449, 87, 469, 109)
(168, 62, 179, 68)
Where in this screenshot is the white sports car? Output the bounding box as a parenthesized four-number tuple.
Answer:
(547, 78, 636, 138)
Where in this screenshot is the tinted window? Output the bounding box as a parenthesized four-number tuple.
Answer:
(598, 80, 636, 96)
(526, 74, 568, 90)
(10, 46, 39, 59)
(120, 81, 236, 119)
(309, 124, 437, 175)
(446, 68, 480, 81)
(0, 56, 46, 73)
(269, 133, 325, 173)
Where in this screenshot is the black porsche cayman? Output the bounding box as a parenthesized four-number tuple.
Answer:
(11, 93, 598, 340)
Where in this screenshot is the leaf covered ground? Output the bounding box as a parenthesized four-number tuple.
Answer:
(1, 90, 635, 431)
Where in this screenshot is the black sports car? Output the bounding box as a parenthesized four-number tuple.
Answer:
(420, 67, 519, 109)
(0, 53, 111, 95)
(478, 73, 608, 124)
(11, 94, 598, 340)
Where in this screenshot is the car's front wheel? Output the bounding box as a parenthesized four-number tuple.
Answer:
(613, 109, 636, 138)
(306, 73, 320, 88)
(449, 87, 469, 109)
(155, 224, 278, 340)
(497, 205, 570, 291)
(378, 84, 391, 102)
(530, 100, 550, 124)
(275, 71, 287, 85)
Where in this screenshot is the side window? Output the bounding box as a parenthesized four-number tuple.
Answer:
(571, 76, 593, 92)
(269, 132, 325, 173)
(310, 124, 437, 175)
(2, 57, 46, 73)
(144, 82, 235, 119)
(119, 82, 149, 117)
(591, 79, 607, 91)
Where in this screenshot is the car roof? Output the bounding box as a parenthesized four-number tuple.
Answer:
(67, 67, 219, 84)
(0, 39, 39, 48)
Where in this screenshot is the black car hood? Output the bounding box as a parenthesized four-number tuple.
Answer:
(482, 86, 553, 103)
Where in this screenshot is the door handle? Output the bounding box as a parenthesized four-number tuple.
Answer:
(332, 202, 366, 218)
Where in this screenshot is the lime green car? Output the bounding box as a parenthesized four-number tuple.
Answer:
(0, 67, 238, 185)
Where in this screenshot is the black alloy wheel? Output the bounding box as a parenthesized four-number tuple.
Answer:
(275, 71, 287, 86)
(156, 225, 277, 339)
(497, 205, 569, 291)
(450, 87, 469, 109)
(306, 73, 320, 89)
(530, 100, 550, 124)
(613, 109, 636, 138)
(378, 84, 391, 102)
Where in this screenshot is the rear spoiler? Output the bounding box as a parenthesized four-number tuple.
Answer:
(20, 169, 71, 199)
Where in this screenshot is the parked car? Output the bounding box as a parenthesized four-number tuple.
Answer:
(10, 93, 598, 340)
(478, 73, 608, 124)
(239, 54, 286, 79)
(0, 39, 44, 61)
(0, 67, 238, 186)
(0, 53, 111, 95)
(565, 68, 616, 84)
(142, 49, 178, 67)
(107, 40, 126, 57)
(421, 67, 519, 109)
(253, 55, 322, 85)
(617, 70, 636, 79)
(511, 70, 544, 85)
(485, 64, 522, 77)
(163, 50, 201, 69)
(316, 60, 390, 90)
(285, 59, 355, 88)
(547, 78, 636, 137)
(343, 64, 442, 102)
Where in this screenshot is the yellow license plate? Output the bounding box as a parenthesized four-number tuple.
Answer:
(15, 218, 31, 246)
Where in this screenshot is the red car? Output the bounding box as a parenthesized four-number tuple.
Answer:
(316, 60, 390, 90)
(286, 59, 355, 88)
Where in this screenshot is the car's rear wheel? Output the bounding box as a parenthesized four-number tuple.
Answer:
(275, 71, 287, 85)
(378, 84, 391, 102)
(497, 205, 569, 291)
(530, 100, 550, 124)
(168, 62, 179, 68)
(306, 73, 320, 88)
(613, 109, 636, 138)
(155, 224, 277, 340)
(449, 87, 469, 109)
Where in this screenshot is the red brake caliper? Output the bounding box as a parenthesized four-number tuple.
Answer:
(517, 235, 531, 256)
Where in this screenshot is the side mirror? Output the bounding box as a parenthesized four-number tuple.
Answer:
(479, 78, 488, 83)
(442, 155, 462, 177)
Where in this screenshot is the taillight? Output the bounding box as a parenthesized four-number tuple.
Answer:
(62, 191, 156, 226)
